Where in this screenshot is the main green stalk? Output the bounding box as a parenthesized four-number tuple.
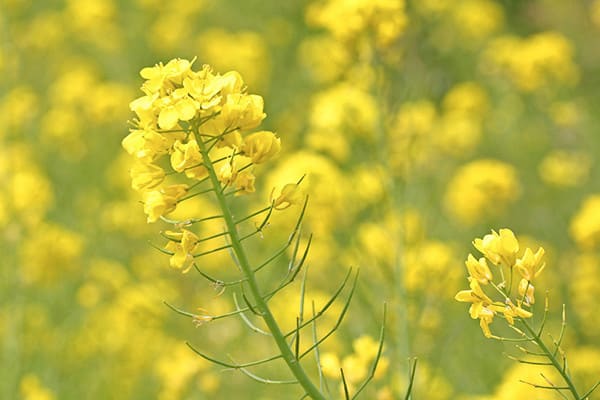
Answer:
(196, 129, 326, 400)
(521, 320, 581, 400)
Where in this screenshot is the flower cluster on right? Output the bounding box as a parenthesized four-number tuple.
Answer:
(455, 229, 546, 338)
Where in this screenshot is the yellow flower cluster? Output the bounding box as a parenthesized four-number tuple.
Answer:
(306, 0, 407, 48)
(483, 31, 579, 91)
(444, 159, 520, 224)
(455, 229, 545, 338)
(123, 58, 282, 271)
(123, 58, 281, 225)
(570, 194, 600, 249)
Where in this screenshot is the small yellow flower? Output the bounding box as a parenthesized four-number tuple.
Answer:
(165, 229, 200, 272)
(170, 139, 207, 180)
(515, 247, 545, 280)
(129, 161, 165, 192)
(241, 130, 281, 164)
(518, 278, 535, 305)
(465, 254, 493, 284)
(272, 183, 303, 210)
(501, 300, 533, 325)
(234, 170, 256, 195)
(142, 184, 189, 223)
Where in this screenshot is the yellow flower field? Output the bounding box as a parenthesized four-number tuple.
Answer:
(2, 1, 600, 399)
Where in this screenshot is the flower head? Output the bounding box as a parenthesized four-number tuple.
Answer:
(473, 228, 519, 266)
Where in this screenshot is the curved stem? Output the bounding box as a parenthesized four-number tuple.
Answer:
(195, 129, 326, 400)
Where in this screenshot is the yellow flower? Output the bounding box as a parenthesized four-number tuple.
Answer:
(234, 170, 256, 195)
(455, 278, 493, 310)
(122, 128, 183, 162)
(142, 184, 189, 223)
(465, 253, 493, 284)
(272, 183, 303, 210)
(501, 300, 533, 325)
(320, 352, 340, 378)
(473, 228, 519, 267)
(165, 229, 200, 272)
(455, 279, 497, 337)
(241, 131, 281, 164)
(170, 139, 207, 180)
(569, 194, 600, 249)
(444, 159, 520, 224)
(515, 247, 545, 280)
(518, 278, 535, 305)
(129, 161, 165, 192)
(140, 57, 194, 94)
(220, 93, 266, 132)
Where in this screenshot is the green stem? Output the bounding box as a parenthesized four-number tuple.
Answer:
(521, 320, 581, 400)
(195, 129, 326, 400)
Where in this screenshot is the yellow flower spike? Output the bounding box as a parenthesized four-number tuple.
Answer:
(518, 278, 535, 305)
(515, 247, 545, 280)
(473, 228, 519, 266)
(142, 184, 189, 223)
(465, 253, 493, 284)
(129, 161, 165, 192)
(122, 129, 172, 161)
(165, 229, 200, 273)
(241, 130, 281, 164)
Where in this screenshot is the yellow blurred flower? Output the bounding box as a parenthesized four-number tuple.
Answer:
(570, 194, 600, 249)
(444, 160, 520, 224)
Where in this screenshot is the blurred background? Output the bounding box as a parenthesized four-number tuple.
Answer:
(2, 0, 600, 399)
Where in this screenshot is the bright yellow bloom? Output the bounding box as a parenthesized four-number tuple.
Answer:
(122, 128, 184, 162)
(241, 131, 281, 164)
(129, 161, 165, 192)
(465, 254, 493, 284)
(455, 278, 497, 337)
(473, 228, 519, 266)
(220, 93, 265, 131)
(140, 57, 194, 94)
(142, 184, 189, 223)
(170, 139, 207, 180)
(165, 229, 200, 272)
(515, 247, 545, 280)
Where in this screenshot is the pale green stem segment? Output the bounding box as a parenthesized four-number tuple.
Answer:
(195, 128, 326, 400)
(520, 319, 581, 400)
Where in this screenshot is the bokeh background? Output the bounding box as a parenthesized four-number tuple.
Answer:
(2, 0, 600, 399)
